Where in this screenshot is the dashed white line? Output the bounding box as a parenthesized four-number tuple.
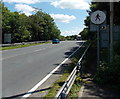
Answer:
(1, 48, 46, 61)
(34, 49, 42, 52)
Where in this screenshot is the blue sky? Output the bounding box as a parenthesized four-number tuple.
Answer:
(3, 0, 91, 36)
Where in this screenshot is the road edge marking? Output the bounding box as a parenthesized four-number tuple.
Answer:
(22, 42, 84, 98)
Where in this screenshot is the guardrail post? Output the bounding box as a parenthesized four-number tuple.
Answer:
(80, 61, 83, 76)
(77, 62, 81, 74)
(61, 92, 66, 99)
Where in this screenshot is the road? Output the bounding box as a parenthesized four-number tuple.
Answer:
(2, 41, 83, 97)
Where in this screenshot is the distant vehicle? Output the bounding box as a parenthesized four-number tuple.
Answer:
(52, 39, 60, 44)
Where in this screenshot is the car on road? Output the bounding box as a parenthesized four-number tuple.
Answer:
(52, 39, 60, 44)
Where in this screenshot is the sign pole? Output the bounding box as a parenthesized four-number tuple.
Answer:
(90, 10, 106, 68)
(110, 0, 113, 63)
(97, 25, 100, 67)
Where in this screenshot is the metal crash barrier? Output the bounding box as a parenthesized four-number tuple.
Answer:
(55, 43, 91, 99)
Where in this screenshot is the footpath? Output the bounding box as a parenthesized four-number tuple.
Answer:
(78, 75, 120, 99)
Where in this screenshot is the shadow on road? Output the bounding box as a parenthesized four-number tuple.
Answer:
(2, 87, 51, 99)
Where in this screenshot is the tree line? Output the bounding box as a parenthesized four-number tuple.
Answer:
(2, 3, 61, 43)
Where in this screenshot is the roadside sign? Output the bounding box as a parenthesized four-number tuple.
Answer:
(90, 10, 106, 67)
(90, 22, 97, 32)
(90, 11, 106, 25)
(4, 33, 11, 43)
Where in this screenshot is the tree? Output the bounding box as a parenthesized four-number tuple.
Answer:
(29, 11, 61, 41)
(80, 2, 120, 41)
(2, 3, 12, 43)
(2, 3, 31, 43)
(59, 35, 65, 41)
(2, 4, 61, 43)
(10, 12, 31, 42)
(65, 35, 77, 40)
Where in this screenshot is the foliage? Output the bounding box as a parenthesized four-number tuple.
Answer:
(59, 35, 65, 41)
(94, 41, 120, 92)
(68, 75, 84, 98)
(29, 11, 60, 41)
(44, 73, 69, 98)
(80, 2, 120, 41)
(94, 57, 120, 91)
(80, 28, 89, 40)
(2, 3, 61, 43)
(2, 4, 31, 43)
(65, 35, 77, 40)
(80, 1, 120, 93)
(114, 40, 120, 55)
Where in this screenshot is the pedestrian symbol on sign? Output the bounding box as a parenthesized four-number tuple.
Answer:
(95, 14, 101, 21)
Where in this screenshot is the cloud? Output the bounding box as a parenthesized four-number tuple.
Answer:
(61, 27, 83, 36)
(51, 0, 90, 10)
(50, 14, 76, 23)
(15, 4, 35, 16)
(3, 0, 40, 4)
(92, 0, 120, 2)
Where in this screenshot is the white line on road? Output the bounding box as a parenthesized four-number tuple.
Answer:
(22, 42, 84, 98)
(1, 48, 46, 61)
(34, 49, 42, 52)
(34, 48, 46, 52)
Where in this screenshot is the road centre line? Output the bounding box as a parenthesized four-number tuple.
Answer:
(34, 48, 46, 52)
(1, 48, 46, 61)
(22, 42, 84, 98)
(34, 49, 42, 52)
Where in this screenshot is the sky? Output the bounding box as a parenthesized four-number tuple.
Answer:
(3, 0, 92, 36)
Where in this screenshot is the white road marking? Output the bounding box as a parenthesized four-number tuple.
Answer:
(42, 48, 46, 50)
(34, 49, 42, 52)
(1, 48, 46, 61)
(34, 48, 46, 52)
(22, 42, 84, 98)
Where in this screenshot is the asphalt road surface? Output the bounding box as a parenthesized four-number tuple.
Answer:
(2, 41, 84, 98)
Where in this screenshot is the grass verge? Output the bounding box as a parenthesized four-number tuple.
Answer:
(67, 73, 85, 98)
(0, 42, 51, 50)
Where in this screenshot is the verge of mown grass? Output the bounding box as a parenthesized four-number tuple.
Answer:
(0, 42, 51, 50)
(44, 42, 88, 98)
(67, 73, 85, 98)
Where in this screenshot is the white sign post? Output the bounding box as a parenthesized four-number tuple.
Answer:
(90, 10, 106, 67)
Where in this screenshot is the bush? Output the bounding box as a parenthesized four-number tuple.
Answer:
(94, 41, 120, 92)
(94, 54, 120, 92)
(114, 40, 120, 56)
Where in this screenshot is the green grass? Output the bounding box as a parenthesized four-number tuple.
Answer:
(67, 74, 85, 98)
(44, 73, 70, 97)
(0, 42, 51, 50)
